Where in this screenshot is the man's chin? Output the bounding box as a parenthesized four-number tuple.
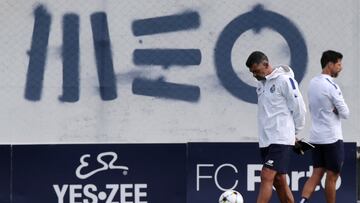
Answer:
(255, 76, 266, 81)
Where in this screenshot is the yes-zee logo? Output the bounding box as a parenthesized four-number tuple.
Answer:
(75, 152, 129, 179)
(53, 152, 148, 203)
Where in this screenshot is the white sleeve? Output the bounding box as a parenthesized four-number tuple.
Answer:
(330, 84, 350, 119)
(281, 76, 306, 134)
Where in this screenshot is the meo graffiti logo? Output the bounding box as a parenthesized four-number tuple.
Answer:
(25, 4, 307, 104)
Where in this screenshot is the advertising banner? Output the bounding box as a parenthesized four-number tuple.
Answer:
(8, 143, 357, 202)
(12, 144, 186, 203)
(187, 142, 357, 203)
(0, 145, 10, 203)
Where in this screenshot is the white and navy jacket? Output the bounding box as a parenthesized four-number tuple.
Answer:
(308, 74, 349, 144)
(256, 65, 306, 148)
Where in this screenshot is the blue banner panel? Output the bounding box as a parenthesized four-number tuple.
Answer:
(187, 142, 357, 203)
(290, 142, 357, 202)
(0, 145, 10, 203)
(12, 144, 186, 203)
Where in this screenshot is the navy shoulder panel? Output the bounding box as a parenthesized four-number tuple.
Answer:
(325, 78, 337, 89)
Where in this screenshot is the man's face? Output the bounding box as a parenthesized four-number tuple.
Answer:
(329, 59, 342, 78)
(249, 61, 269, 81)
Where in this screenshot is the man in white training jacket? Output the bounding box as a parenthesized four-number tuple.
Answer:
(299, 50, 349, 203)
(245, 51, 306, 203)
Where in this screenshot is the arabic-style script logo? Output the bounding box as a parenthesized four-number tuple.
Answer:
(75, 151, 129, 179)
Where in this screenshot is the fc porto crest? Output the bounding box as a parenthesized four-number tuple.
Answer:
(270, 84, 276, 93)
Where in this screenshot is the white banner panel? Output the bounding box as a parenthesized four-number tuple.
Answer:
(0, 1, 359, 144)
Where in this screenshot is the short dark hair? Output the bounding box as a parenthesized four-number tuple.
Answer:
(246, 51, 268, 68)
(321, 50, 343, 68)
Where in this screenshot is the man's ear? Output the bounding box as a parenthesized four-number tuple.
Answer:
(264, 62, 269, 68)
(327, 62, 334, 68)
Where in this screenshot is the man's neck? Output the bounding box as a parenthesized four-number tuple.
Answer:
(321, 67, 331, 76)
